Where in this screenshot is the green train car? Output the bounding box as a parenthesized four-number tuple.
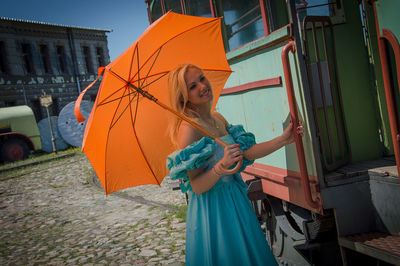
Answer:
(147, 0, 400, 265)
(0, 105, 42, 162)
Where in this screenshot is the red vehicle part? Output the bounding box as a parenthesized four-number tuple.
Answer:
(0, 132, 34, 162)
(281, 40, 322, 211)
(373, 2, 400, 182)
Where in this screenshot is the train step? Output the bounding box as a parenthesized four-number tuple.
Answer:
(338, 232, 400, 265)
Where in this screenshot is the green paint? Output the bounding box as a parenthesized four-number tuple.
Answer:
(218, 27, 317, 176)
(375, 0, 400, 38)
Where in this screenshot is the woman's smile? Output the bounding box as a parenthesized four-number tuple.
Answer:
(200, 87, 211, 97)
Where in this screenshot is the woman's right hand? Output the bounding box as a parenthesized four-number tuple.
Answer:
(219, 144, 243, 168)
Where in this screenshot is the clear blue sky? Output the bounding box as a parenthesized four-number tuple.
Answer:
(1, 0, 150, 60)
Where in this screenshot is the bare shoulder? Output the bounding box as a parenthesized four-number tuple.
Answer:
(177, 121, 199, 149)
(213, 111, 229, 126)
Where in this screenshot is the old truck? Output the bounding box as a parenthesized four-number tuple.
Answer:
(0, 105, 42, 162)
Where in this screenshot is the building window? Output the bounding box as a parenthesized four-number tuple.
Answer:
(31, 99, 43, 121)
(56, 45, 67, 74)
(5, 100, 16, 107)
(90, 94, 97, 102)
(96, 47, 105, 68)
(39, 44, 52, 74)
(21, 43, 35, 74)
(51, 97, 59, 116)
(82, 46, 94, 74)
(0, 41, 8, 74)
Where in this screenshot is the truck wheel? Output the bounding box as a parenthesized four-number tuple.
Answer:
(1, 138, 30, 162)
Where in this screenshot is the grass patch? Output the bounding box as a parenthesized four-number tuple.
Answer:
(164, 204, 187, 222)
(175, 205, 188, 221)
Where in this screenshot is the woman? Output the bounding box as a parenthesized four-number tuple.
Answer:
(166, 63, 299, 265)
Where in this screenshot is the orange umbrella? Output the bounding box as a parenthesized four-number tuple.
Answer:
(75, 11, 235, 195)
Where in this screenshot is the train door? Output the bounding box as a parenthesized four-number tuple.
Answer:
(372, 0, 400, 175)
(308, 1, 400, 264)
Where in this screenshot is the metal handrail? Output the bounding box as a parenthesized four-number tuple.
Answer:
(281, 40, 321, 210)
(381, 29, 400, 97)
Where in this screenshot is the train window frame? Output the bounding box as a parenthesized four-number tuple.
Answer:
(219, 0, 266, 52)
(297, 0, 346, 28)
(146, 0, 291, 53)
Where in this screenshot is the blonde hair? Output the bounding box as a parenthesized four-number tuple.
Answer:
(168, 63, 205, 146)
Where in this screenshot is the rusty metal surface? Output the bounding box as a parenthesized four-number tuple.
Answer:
(346, 232, 400, 257)
(302, 16, 351, 171)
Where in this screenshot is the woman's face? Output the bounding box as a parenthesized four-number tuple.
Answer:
(184, 67, 213, 106)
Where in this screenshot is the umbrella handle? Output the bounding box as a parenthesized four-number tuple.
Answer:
(218, 160, 243, 175)
(214, 137, 243, 175)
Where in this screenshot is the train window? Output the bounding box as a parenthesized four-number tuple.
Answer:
(165, 0, 183, 14)
(150, 0, 164, 22)
(221, 0, 264, 51)
(186, 0, 212, 17)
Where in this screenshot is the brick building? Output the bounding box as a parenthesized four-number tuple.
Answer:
(0, 17, 110, 121)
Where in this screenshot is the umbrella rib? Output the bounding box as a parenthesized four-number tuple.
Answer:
(109, 91, 139, 129)
(136, 43, 140, 92)
(108, 70, 159, 102)
(129, 71, 169, 85)
(129, 93, 160, 185)
(125, 44, 162, 86)
(97, 90, 139, 107)
(97, 82, 131, 106)
(138, 46, 162, 88)
(104, 85, 132, 194)
(139, 72, 169, 91)
(127, 43, 138, 85)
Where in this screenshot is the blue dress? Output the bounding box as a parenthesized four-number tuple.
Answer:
(166, 125, 277, 266)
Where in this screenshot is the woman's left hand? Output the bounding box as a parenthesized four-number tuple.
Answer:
(281, 121, 303, 145)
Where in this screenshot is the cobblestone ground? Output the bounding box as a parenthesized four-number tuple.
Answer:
(0, 152, 187, 265)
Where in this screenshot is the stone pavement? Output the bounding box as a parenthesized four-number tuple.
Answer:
(0, 152, 187, 265)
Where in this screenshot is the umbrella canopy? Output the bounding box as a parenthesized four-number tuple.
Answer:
(75, 11, 232, 194)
